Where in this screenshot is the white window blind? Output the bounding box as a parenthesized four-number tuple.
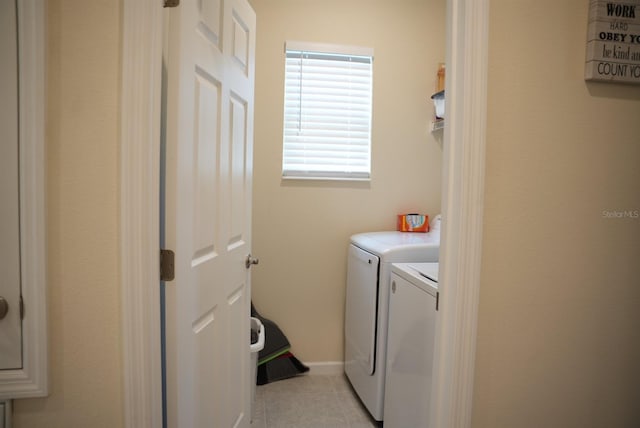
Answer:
(283, 42, 373, 180)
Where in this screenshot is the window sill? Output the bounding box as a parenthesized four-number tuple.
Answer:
(281, 175, 371, 182)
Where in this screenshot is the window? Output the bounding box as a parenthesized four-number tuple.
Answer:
(282, 42, 373, 180)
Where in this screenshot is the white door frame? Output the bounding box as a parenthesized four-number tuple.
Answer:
(430, 1, 489, 426)
(119, 0, 489, 427)
(120, 0, 163, 426)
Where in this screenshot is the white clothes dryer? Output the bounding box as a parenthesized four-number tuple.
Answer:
(344, 227, 440, 421)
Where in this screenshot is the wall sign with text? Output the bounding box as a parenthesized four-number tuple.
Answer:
(585, 0, 640, 84)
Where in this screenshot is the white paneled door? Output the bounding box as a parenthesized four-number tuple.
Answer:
(164, 0, 256, 427)
(0, 0, 23, 371)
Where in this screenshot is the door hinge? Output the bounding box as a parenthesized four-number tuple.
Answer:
(20, 295, 25, 320)
(436, 291, 440, 311)
(160, 249, 175, 281)
(164, 0, 179, 7)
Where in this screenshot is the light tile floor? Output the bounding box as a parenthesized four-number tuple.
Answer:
(251, 374, 382, 428)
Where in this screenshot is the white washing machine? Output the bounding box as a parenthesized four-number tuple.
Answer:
(344, 222, 440, 421)
(384, 262, 439, 427)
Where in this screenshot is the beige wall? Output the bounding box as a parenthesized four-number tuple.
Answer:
(249, 0, 445, 362)
(473, 1, 640, 427)
(13, 1, 124, 427)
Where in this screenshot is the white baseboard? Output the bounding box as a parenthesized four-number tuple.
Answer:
(304, 361, 344, 376)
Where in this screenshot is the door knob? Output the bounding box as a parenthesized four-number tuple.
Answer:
(245, 255, 260, 269)
(0, 297, 8, 320)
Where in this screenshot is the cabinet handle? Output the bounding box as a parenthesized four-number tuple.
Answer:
(0, 297, 8, 320)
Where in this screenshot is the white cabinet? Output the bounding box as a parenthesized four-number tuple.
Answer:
(384, 264, 438, 427)
(0, 0, 48, 399)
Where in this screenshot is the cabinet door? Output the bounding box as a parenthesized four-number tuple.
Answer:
(0, 0, 23, 371)
(384, 273, 436, 427)
(0, 0, 47, 399)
